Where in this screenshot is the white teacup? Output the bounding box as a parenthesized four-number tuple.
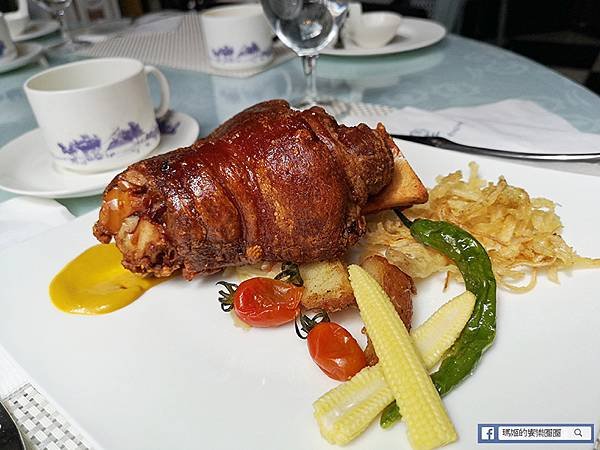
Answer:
(0, 14, 18, 65)
(5, 0, 29, 37)
(345, 2, 363, 34)
(24, 58, 171, 173)
(201, 4, 273, 71)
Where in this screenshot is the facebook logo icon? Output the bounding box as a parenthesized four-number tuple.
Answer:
(479, 425, 499, 443)
(477, 423, 594, 444)
(481, 427, 496, 441)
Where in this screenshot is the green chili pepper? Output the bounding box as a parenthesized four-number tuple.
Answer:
(380, 209, 497, 429)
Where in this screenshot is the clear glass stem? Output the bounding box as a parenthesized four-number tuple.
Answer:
(55, 9, 73, 45)
(302, 54, 319, 106)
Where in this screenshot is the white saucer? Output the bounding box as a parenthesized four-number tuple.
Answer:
(0, 111, 199, 199)
(12, 19, 60, 42)
(322, 18, 446, 56)
(0, 43, 44, 73)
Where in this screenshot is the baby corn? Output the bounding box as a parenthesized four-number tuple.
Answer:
(314, 290, 474, 446)
(412, 291, 476, 370)
(348, 265, 457, 450)
(314, 364, 393, 445)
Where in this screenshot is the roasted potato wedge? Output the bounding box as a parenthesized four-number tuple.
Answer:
(361, 255, 416, 365)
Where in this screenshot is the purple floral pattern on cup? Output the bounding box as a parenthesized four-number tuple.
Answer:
(238, 42, 260, 57)
(57, 120, 164, 166)
(211, 41, 271, 63)
(107, 122, 145, 151)
(212, 46, 234, 59)
(57, 134, 103, 164)
(157, 110, 181, 135)
(145, 124, 160, 140)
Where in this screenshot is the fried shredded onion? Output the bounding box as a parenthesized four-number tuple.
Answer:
(226, 262, 280, 282)
(359, 162, 600, 292)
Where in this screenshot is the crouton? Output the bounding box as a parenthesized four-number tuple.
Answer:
(299, 261, 355, 312)
(363, 148, 428, 214)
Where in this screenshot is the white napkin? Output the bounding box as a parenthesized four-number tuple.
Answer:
(0, 197, 74, 398)
(0, 346, 27, 399)
(0, 196, 74, 253)
(343, 99, 600, 176)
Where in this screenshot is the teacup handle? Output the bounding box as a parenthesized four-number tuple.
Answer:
(144, 65, 171, 118)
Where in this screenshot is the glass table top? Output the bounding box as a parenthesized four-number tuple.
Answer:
(1, 33, 600, 216)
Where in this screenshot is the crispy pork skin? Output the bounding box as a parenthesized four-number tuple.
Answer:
(94, 100, 396, 279)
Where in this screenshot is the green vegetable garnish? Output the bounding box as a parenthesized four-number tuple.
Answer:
(381, 209, 497, 428)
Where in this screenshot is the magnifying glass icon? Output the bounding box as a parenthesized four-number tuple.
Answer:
(574, 428, 583, 438)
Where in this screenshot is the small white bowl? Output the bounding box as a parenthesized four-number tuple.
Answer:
(351, 12, 402, 49)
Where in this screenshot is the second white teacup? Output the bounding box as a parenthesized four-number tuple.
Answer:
(24, 58, 171, 173)
(0, 13, 18, 65)
(5, 0, 29, 37)
(201, 4, 273, 71)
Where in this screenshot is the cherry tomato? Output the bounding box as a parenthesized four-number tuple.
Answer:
(234, 277, 303, 327)
(307, 322, 366, 381)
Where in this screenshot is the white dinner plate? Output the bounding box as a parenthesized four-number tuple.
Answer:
(0, 111, 199, 199)
(0, 43, 44, 74)
(12, 19, 60, 42)
(322, 18, 446, 56)
(0, 141, 598, 450)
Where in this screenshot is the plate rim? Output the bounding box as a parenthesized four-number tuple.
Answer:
(0, 42, 44, 73)
(12, 19, 60, 42)
(322, 17, 447, 57)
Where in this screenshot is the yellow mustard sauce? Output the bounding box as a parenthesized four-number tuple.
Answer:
(49, 244, 164, 315)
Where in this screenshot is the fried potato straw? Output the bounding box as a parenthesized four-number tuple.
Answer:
(360, 162, 600, 292)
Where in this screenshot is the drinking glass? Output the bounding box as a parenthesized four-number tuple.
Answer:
(261, 0, 348, 109)
(35, 0, 89, 55)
